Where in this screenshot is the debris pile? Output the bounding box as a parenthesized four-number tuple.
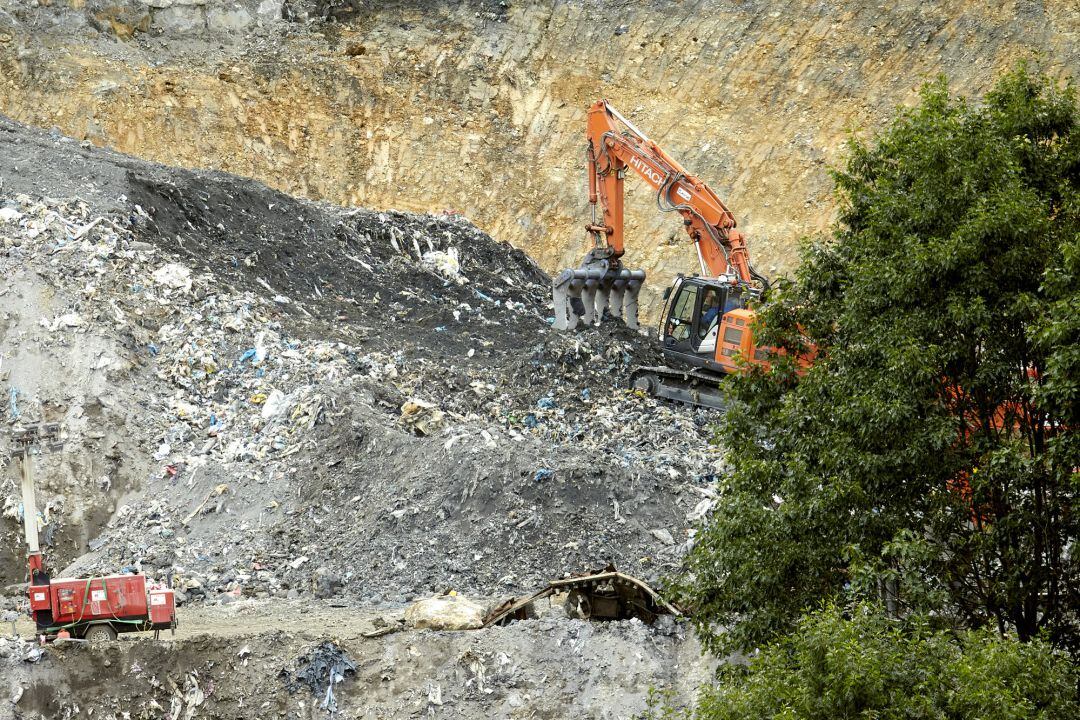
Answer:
(484, 565, 681, 628)
(0, 133, 724, 607)
(0, 115, 729, 720)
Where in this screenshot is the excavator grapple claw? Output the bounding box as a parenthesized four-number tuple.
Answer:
(552, 265, 645, 330)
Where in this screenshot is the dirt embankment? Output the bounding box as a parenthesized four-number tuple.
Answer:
(2, 0, 1077, 318)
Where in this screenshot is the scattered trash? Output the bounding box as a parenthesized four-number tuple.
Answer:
(0, 182, 722, 612)
(399, 398, 446, 436)
(47, 311, 85, 331)
(151, 262, 193, 292)
(362, 616, 405, 638)
(650, 528, 675, 546)
(281, 642, 357, 715)
(422, 247, 466, 284)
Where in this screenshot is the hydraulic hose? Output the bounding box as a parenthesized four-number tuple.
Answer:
(655, 171, 731, 273)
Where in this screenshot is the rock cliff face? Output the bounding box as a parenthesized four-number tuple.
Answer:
(1, 0, 1078, 316)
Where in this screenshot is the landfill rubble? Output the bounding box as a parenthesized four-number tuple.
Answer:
(0, 109, 727, 719)
(280, 641, 357, 714)
(0, 117, 725, 609)
(0, 599, 716, 719)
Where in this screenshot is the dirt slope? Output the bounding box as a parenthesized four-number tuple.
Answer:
(2, 0, 1076, 319)
(2, 599, 716, 720)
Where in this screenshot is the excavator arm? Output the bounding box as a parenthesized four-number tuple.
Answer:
(585, 100, 761, 285)
(553, 100, 767, 331)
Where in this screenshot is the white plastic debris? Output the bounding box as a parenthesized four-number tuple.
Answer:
(261, 389, 291, 421)
(151, 263, 193, 292)
(651, 528, 676, 545)
(422, 247, 466, 284)
(46, 312, 85, 331)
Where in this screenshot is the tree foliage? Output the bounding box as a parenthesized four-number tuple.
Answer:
(674, 65, 1080, 654)
(686, 605, 1079, 720)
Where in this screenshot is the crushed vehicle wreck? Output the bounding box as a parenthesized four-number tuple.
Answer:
(484, 565, 682, 627)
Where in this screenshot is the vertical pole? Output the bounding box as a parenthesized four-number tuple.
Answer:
(20, 450, 39, 554)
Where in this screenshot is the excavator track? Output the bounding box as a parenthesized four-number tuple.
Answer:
(628, 365, 728, 410)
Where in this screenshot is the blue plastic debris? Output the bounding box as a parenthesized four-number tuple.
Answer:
(474, 289, 496, 304)
(8, 387, 19, 419)
(536, 396, 556, 410)
(534, 468, 555, 482)
(546, 317, 556, 325)
(581, 388, 591, 401)
(238, 348, 257, 364)
(523, 413, 539, 428)
(147, 343, 159, 356)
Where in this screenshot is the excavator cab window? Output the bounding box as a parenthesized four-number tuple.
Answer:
(665, 284, 699, 343)
(699, 288, 723, 339)
(663, 280, 729, 370)
(724, 288, 744, 314)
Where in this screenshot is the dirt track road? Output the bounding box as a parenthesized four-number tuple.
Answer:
(11, 598, 411, 642)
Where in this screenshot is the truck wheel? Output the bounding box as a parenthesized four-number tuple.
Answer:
(84, 624, 117, 643)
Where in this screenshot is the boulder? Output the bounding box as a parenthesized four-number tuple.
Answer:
(404, 594, 484, 630)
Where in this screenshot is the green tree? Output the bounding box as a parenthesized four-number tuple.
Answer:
(689, 605, 1079, 720)
(675, 66, 1080, 653)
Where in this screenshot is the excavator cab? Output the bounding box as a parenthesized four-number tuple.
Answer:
(659, 276, 761, 374)
(629, 275, 775, 408)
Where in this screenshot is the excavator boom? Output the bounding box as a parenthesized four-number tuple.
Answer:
(586, 101, 753, 281)
(553, 100, 767, 331)
(552, 100, 792, 407)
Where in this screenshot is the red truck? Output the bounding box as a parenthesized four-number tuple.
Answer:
(17, 424, 177, 641)
(27, 565, 176, 642)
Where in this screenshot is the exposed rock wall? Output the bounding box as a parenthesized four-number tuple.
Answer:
(1, 0, 1078, 316)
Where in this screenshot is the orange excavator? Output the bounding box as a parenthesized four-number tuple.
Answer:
(552, 100, 783, 408)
